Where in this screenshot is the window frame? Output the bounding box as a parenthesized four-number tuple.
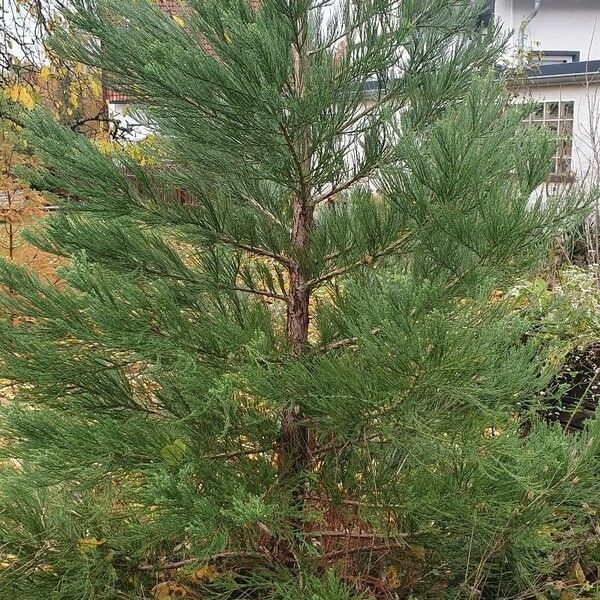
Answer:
(523, 100, 575, 182)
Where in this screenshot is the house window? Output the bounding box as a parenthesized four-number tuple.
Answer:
(531, 51, 580, 66)
(476, 0, 494, 29)
(523, 101, 574, 178)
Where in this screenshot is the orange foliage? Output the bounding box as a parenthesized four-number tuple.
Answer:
(0, 129, 61, 281)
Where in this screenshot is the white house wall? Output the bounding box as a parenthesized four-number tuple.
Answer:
(495, 0, 600, 60)
(518, 81, 600, 186)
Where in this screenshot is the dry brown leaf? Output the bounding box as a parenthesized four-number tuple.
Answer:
(188, 564, 219, 582)
(153, 581, 190, 599)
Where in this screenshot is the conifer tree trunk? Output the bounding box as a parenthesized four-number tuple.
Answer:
(280, 207, 312, 487)
(280, 6, 312, 505)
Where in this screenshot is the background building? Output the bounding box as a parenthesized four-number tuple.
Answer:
(494, 0, 600, 191)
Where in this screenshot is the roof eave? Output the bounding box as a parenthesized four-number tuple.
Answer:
(526, 73, 600, 86)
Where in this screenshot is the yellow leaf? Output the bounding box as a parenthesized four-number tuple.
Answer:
(537, 524, 556, 538)
(489, 289, 503, 304)
(96, 139, 116, 154)
(172, 15, 185, 27)
(39, 65, 51, 81)
(89, 78, 102, 98)
(7, 85, 20, 103)
(408, 544, 427, 561)
(160, 439, 187, 466)
(18, 87, 34, 110)
(573, 561, 587, 584)
(77, 537, 106, 552)
(224, 30, 232, 43)
(385, 565, 402, 589)
(69, 89, 79, 108)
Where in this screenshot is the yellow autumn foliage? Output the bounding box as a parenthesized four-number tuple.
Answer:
(6, 85, 35, 110)
(89, 78, 103, 98)
(38, 65, 51, 82)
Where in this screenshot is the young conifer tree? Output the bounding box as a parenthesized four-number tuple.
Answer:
(0, 1, 598, 598)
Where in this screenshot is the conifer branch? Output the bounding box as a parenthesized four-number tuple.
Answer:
(335, 91, 397, 136)
(302, 494, 405, 510)
(230, 286, 287, 302)
(307, 234, 410, 289)
(311, 431, 386, 457)
(308, 0, 403, 57)
(313, 148, 395, 207)
(318, 335, 359, 353)
(221, 238, 293, 267)
(318, 328, 381, 353)
(0, 108, 25, 129)
(312, 168, 373, 206)
(306, 530, 406, 539)
(244, 197, 285, 229)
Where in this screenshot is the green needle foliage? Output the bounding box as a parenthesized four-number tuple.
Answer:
(0, 1, 598, 598)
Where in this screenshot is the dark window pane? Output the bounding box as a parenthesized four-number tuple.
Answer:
(546, 102, 560, 118)
(562, 102, 575, 118)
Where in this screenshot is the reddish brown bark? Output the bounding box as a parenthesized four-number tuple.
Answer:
(280, 201, 313, 490)
(279, 8, 313, 511)
(286, 200, 313, 353)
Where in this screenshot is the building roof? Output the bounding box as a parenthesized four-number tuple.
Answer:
(526, 60, 600, 84)
(106, 91, 129, 103)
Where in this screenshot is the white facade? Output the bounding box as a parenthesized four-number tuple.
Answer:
(521, 83, 600, 189)
(493, 0, 600, 185)
(495, 0, 600, 60)
(109, 102, 152, 141)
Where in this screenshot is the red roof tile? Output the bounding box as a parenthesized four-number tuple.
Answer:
(106, 90, 129, 103)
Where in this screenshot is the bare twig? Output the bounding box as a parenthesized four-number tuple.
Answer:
(205, 446, 274, 461)
(0, 109, 26, 129)
(318, 327, 381, 353)
(137, 551, 269, 572)
(320, 542, 404, 561)
(223, 237, 293, 268)
(230, 286, 287, 302)
(306, 530, 408, 540)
